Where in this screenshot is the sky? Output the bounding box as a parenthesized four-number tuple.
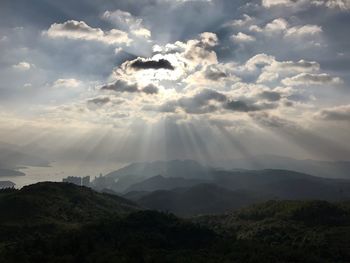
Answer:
(1, 0, 350, 168)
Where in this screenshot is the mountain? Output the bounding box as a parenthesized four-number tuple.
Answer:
(0, 182, 140, 225)
(211, 169, 350, 200)
(93, 159, 212, 192)
(218, 155, 350, 179)
(134, 183, 266, 217)
(124, 175, 206, 193)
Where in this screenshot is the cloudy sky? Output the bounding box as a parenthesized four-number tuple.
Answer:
(1, 0, 350, 166)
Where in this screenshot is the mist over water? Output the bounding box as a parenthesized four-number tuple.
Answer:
(2, 162, 125, 188)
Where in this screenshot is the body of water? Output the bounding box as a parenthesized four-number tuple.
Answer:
(1, 161, 125, 188)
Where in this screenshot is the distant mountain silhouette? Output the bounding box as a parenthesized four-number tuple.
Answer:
(218, 155, 350, 179)
(124, 175, 206, 193)
(94, 159, 212, 192)
(211, 169, 350, 200)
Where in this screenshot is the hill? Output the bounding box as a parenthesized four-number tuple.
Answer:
(0, 182, 140, 225)
(124, 175, 205, 193)
(1, 196, 350, 262)
(134, 183, 266, 217)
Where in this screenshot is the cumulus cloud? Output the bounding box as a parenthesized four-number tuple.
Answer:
(282, 73, 343, 86)
(225, 14, 254, 28)
(45, 20, 131, 45)
(284, 25, 322, 39)
(250, 18, 322, 41)
(231, 32, 256, 43)
(244, 53, 320, 83)
(262, 0, 350, 11)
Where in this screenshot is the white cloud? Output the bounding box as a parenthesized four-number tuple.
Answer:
(282, 73, 343, 86)
(12, 61, 32, 71)
(262, 0, 350, 11)
(45, 20, 132, 46)
(285, 25, 322, 38)
(52, 78, 82, 88)
(231, 32, 256, 43)
(225, 14, 254, 27)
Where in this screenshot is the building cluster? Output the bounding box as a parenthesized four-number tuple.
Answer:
(62, 176, 90, 187)
(0, 181, 15, 189)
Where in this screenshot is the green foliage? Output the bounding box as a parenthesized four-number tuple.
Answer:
(0, 183, 349, 262)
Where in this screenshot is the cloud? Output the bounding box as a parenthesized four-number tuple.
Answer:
(262, 0, 299, 8)
(284, 25, 322, 39)
(52, 78, 81, 88)
(250, 18, 322, 41)
(244, 53, 320, 83)
(101, 79, 159, 94)
(262, 0, 350, 11)
(282, 73, 343, 86)
(317, 105, 350, 121)
(177, 89, 227, 114)
(87, 96, 111, 106)
(45, 20, 131, 45)
(225, 14, 254, 27)
(224, 100, 277, 112)
(142, 84, 159, 94)
(231, 32, 256, 43)
(12, 61, 32, 71)
(259, 91, 282, 101)
(130, 58, 175, 70)
(102, 10, 151, 38)
(101, 79, 139, 93)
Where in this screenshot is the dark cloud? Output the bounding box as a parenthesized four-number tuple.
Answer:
(204, 66, 228, 80)
(87, 96, 110, 105)
(317, 105, 350, 121)
(101, 79, 138, 93)
(130, 58, 175, 70)
(178, 89, 227, 114)
(259, 91, 282, 101)
(101, 79, 159, 95)
(225, 100, 277, 112)
(142, 84, 159, 94)
(224, 100, 260, 112)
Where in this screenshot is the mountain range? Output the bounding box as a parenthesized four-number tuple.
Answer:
(91, 160, 350, 216)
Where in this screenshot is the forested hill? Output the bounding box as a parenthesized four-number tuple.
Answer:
(0, 183, 349, 262)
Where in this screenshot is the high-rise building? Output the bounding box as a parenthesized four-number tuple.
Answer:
(82, 176, 90, 187)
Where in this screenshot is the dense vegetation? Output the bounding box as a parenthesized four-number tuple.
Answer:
(0, 183, 349, 262)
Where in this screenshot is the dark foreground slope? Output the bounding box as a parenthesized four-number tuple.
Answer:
(1, 183, 350, 263)
(0, 182, 140, 225)
(134, 183, 265, 217)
